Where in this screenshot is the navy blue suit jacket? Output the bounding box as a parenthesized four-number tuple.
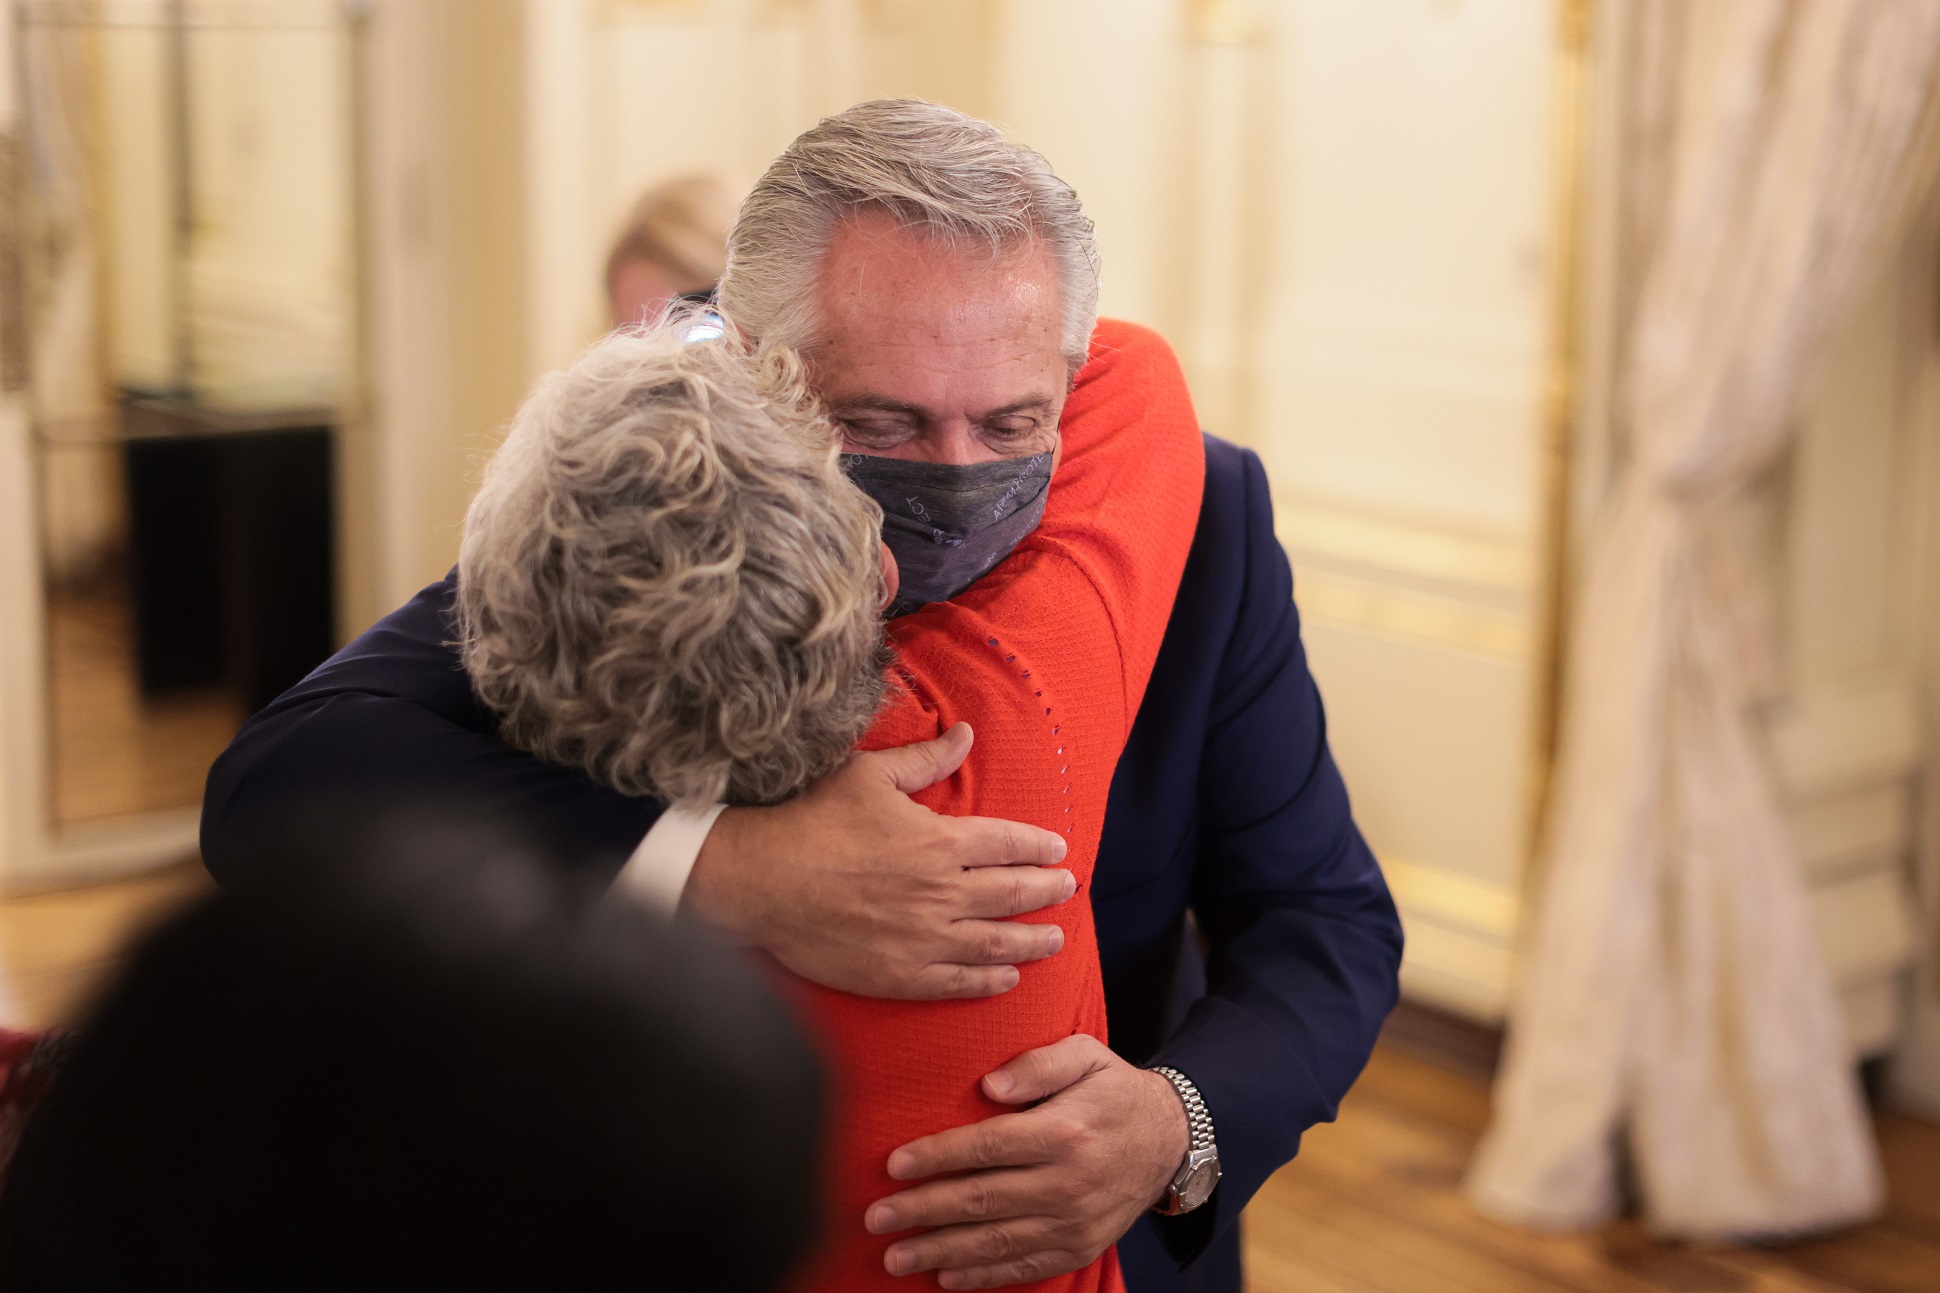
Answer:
(202, 435, 1402, 1293)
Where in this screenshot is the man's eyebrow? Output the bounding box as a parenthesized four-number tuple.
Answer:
(829, 395, 927, 419)
(828, 393, 1059, 421)
(977, 396, 1059, 421)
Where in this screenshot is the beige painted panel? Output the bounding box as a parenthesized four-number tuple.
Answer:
(95, 27, 178, 391)
(993, 0, 1181, 331)
(1395, 916, 1513, 1024)
(856, 0, 999, 124)
(1303, 620, 1532, 894)
(183, 22, 355, 408)
(1383, 855, 1521, 941)
(1810, 868, 1916, 988)
(1277, 495, 1537, 597)
(1767, 677, 1920, 799)
(1789, 267, 1903, 684)
(1841, 977, 1902, 1060)
(1257, 334, 1546, 545)
(1294, 568, 1526, 662)
(1787, 782, 1910, 882)
(602, 9, 767, 211)
(1250, 0, 1551, 536)
(1263, 1, 1551, 331)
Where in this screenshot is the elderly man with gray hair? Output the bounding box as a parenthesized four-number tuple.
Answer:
(204, 100, 1403, 1293)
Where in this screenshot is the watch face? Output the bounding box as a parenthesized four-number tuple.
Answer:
(1180, 1157, 1221, 1210)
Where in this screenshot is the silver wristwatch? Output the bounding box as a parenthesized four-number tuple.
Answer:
(1148, 1065, 1220, 1216)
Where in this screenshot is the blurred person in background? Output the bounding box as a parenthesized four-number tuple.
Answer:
(0, 805, 823, 1292)
(605, 172, 737, 327)
(203, 100, 1403, 1293)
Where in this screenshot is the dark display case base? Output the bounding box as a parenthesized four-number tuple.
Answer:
(121, 396, 336, 715)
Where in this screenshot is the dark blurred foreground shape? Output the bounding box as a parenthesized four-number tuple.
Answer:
(0, 806, 823, 1292)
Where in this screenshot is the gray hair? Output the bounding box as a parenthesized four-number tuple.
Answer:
(719, 99, 1101, 369)
(456, 315, 889, 807)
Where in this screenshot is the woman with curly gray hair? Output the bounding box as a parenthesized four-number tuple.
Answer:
(454, 287, 1205, 1292)
(456, 316, 890, 808)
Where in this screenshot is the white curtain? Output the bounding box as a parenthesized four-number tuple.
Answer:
(1468, 0, 1940, 1239)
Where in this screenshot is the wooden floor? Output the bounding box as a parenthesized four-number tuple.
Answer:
(2, 870, 1936, 1292)
(45, 586, 243, 826)
(0, 863, 213, 1028)
(1246, 1038, 1940, 1293)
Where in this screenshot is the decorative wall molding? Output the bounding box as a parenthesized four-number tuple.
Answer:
(1764, 677, 1921, 1057)
(1788, 783, 1910, 884)
(1767, 677, 1921, 800)
(1294, 567, 1527, 663)
(1188, 0, 1262, 46)
(3, 810, 200, 895)
(1384, 854, 1522, 941)
(1278, 495, 1535, 596)
(1396, 916, 1515, 1025)
(1811, 868, 1916, 989)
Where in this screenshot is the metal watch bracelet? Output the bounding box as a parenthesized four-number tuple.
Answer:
(1148, 1065, 1221, 1216)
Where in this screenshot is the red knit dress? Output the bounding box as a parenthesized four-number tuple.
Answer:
(780, 320, 1205, 1293)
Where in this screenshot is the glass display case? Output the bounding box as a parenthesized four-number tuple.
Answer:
(4, 0, 358, 882)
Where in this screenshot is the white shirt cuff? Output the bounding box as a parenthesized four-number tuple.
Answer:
(614, 802, 727, 913)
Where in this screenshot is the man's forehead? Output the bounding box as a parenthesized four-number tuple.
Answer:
(816, 215, 1062, 343)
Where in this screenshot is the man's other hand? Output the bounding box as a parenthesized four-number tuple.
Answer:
(682, 724, 1073, 1000)
(865, 1035, 1191, 1289)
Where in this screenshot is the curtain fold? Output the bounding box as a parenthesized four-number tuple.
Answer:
(1468, 0, 1940, 1239)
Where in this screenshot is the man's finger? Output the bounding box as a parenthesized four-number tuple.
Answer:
(938, 1254, 1084, 1291)
(864, 723, 975, 794)
(982, 1034, 1112, 1105)
(864, 1166, 1043, 1234)
(951, 815, 1068, 869)
(959, 866, 1076, 920)
(881, 1218, 1070, 1279)
(886, 1109, 1058, 1180)
(906, 962, 1021, 1002)
(944, 918, 1063, 967)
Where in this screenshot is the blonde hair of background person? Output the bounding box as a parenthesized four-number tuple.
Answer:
(455, 315, 889, 807)
(605, 174, 738, 327)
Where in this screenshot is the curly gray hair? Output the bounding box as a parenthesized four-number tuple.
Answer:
(456, 316, 889, 807)
(719, 98, 1101, 370)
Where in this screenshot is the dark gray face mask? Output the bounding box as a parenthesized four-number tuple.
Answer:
(842, 451, 1054, 618)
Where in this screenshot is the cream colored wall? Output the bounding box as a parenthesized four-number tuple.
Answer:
(1879, 207, 1940, 1114)
(95, 27, 177, 393)
(360, 0, 530, 618)
(1772, 255, 1928, 1060)
(0, 12, 201, 890)
(181, 14, 355, 409)
(1253, 2, 1560, 1021)
(506, 0, 1569, 1022)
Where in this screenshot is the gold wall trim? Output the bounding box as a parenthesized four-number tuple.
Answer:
(1276, 493, 1535, 594)
(1383, 855, 1524, 941)
(1526, 0, 1595, 853)
(1189, 0, 1262, 45)
(1297, 567, 1528, 662)
(1397, 922, 1514, 1023)
(602, 0, 705, 20)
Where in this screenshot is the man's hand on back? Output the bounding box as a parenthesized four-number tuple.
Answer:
(864, 1035, 1192, 1289)
(682, 724, 1074, 999)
